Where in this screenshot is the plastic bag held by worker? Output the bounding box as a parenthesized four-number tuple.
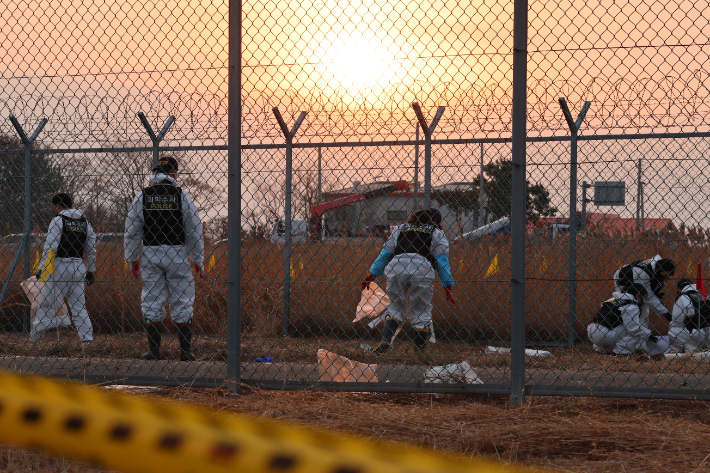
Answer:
(352, 282, 390, 323)
(317, 349, 378, 382)
(21, 276, 70, 323)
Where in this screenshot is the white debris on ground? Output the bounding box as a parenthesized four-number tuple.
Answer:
(485, 346, 552, 358)
(423, 361, 483, 384)
(104, 385, 163, 394)
(664, 351, 710, 362)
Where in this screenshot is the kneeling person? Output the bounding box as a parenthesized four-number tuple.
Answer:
(668, 279, 710, 353)
(588, 284, 655, 355)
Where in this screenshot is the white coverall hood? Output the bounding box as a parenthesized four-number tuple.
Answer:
(58, 208, 84, 219)
(149, 173, 177, 187)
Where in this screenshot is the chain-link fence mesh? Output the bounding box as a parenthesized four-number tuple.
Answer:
(1, 0, 710, 398)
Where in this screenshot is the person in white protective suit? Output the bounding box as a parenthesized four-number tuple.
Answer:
(587, 283, 657, 355)
(613, 255, 675, 323)
(668, 279, 710, 353)
(360, 208, 456, 363)
(124, 156, 204, 361)
(30, 193, 96, 343)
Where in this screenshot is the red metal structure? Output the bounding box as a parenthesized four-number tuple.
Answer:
(309, 180, 410, 239)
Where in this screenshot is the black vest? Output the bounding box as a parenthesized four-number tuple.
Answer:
(676, 290, 702, 331)
(619, 259, 665, 296)
(592, 297, 639, 329)
(56, 215, 88, 258)
(393, 224, 437, 267)
(142, 183, 185, 246)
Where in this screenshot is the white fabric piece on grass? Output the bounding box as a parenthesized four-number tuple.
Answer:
(423, 361, 483, 384)
(485, 346, 552, 358)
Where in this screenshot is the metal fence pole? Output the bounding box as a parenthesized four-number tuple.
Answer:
(479, 142, 486, 227)
(413, 124, 419, 212)
(510, 0, 528, 406)
(226, 0, 242, 393)
(411, 103, 445, 209)
(137, 113, 176, 170)
(9, 116, 47, 332)
(581, 181, 590, 231)
(558, 97, 591, 347)
(638, 159, 644, 231)
(272, 107, 306, 335)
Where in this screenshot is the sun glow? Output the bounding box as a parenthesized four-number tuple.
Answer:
(315, 32, 400, 93)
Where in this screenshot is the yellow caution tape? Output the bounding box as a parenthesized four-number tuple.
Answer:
(0, 370, 538, 473)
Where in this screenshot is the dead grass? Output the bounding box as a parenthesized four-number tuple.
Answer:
(1, 235, 707, 343)
(5, 387, 710, 473)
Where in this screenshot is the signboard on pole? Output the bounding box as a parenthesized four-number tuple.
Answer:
(594, 181, 625, 206)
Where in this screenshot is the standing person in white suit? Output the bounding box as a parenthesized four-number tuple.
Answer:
(30, 193, 96, 343)
(124, 156, 204, 361)
(668, 279, 710, 352)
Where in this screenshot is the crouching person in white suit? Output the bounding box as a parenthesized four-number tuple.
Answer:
(668, 279, 710, 353)
(30, 193, 96, 343)
(587, 283, 656, 355)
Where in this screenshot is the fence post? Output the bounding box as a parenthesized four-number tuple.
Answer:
(226, 0, 242, 393)
(479, 142, 486, 227)
(272, 107, 307, 336)
(510, 0, 527, 406)
(558, 97, 591, 348)
(137, 113, 176, 169)
(411, 103, 445, 209)
(5, 116, 47, 332)
(412, 124, 420, 213)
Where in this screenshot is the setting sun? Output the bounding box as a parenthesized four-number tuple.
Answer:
(314, 32, 399, 93)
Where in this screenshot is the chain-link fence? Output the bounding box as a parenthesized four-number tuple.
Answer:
(1, 0, 710, 402)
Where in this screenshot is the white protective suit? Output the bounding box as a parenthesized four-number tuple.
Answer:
(30, 208, 96, 342)
(587, 291, 651, 355)
(124, 173, 204, 324)
(369, 223, 452, 330)
(668, 285, 710, 352)
(613, 255, 670, 317)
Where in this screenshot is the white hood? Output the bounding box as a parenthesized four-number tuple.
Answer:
(149, 173, 177, 187)
(59, 208, 83, 219)
(612, 291, 636, 302)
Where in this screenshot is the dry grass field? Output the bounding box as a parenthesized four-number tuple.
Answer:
(0, 233, 707, 349)
(3, 387, 710, 473)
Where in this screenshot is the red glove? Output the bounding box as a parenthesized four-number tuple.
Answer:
(193, 263, 205, 280)
(445, 287, 457, 304)
(131, 260, 141, 279)
(361, 273, 375, 290)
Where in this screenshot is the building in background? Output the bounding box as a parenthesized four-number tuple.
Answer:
(321, 180, 484, 238)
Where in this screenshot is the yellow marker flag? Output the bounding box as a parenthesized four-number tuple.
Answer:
(208, 254, 216, 270)
(459, 259, 464, 271)
(485, 254, 499, 278)
(541, 257, 548, 274)
(124, 261, 130, 271)
(687, 261, 693, 276)
(40, 248, 54, 283)
(290, 261, 296, 279)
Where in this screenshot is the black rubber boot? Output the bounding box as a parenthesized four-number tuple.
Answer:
(413, 329, 435, 364)
(177, 324, 196, 362)
(413, 328, 429, 348)
(141, 324, 163, 360)
(371, 317, 401, 353)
